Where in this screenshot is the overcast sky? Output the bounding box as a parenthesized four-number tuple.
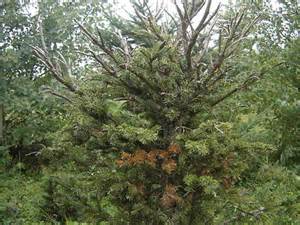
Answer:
(103, 0, 281, 18)
(27, 0, 229, 17)
(26, 0, 281, 22)
(115, 0, 227, 19)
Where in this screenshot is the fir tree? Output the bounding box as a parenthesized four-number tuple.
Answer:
(31, 0, 300, 224)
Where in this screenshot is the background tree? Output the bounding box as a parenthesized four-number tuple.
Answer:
(0, 0, 108, 223)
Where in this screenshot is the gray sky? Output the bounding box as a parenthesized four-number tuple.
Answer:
(115, 0, 227, 19)
(27, 0, 228, 17)
(27, 0, 281, 19)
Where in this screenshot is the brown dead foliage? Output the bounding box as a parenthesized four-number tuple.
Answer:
(116, 144, 181, 174)
(168, 143, 181, 154)
(160, 184, 182, 208)
(131, 149, 147, 165)
(162, 159, 177, 174)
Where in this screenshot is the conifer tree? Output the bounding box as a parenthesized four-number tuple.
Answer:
(32, 0, 299, 224)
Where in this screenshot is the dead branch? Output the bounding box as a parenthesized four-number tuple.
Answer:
(75, 20, 161, 94)
(31, 46, 77, 92)
(186, 1, 221, 72)
(31, 17, 78, 93)
(201, 12, 260, 87)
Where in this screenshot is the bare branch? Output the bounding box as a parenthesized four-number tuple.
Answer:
(194, 19, 217, 70)
(38, 15, 48, 54)
(147, 17, 165, 41)
(31, 17, 79, 93)
(190, 0, 206, 20)
(154, 0, 164, 20)
(88, 49, 116, 76)
(200, 12, 260, 87)
(31, 45, 78, 92)
(174, 0, 188, 47)
(76, 20, 161, 95)
(75, 20, 101, 47)
(186, 1, 220, 72)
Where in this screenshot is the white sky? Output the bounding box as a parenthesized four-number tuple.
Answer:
(115, 0, 226, 19)
(26, 0, 283, 19)
(26, 0, 228, 17)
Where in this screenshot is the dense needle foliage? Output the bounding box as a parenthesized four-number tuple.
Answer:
(0, 0, 299, 224)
